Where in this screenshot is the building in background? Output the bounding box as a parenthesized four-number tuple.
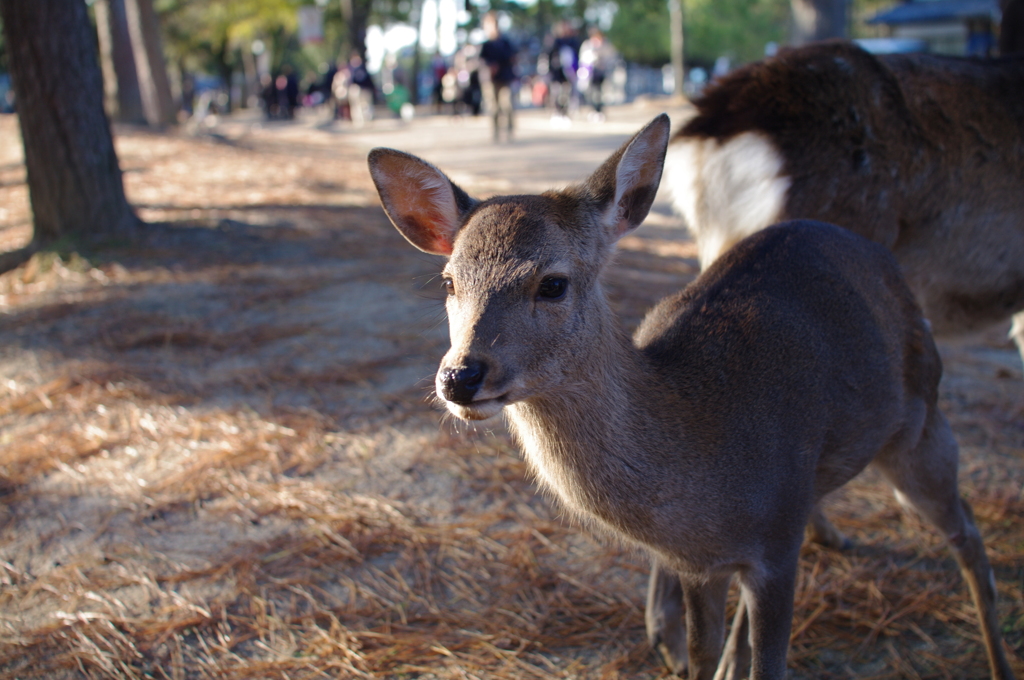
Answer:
(867, 0, 1000, 55)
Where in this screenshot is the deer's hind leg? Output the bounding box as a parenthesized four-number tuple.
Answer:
(1010, 310, 1024, 371)
(805, 504, 850, 551)
(874, 406, 1014, 680)
(681, 572, 733, 680)
(647, 561, 688, 675)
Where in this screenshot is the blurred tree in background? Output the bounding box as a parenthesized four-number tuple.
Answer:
(688, 0, 792, 62)
(607, 0, 849, 66)
(95, 0, 176, 125)
(95, 0, 148, 123)
(0, 17, 7, 73)
(160, 0, 302, 112)
(791, 0, 845, 44)
(606, 0, 674, 65)
(157, 0, 416, 112)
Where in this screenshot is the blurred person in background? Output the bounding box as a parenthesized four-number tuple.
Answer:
(305, 62, 337, 110)
(452, 45, 482, 117)
(430, 52, 448, 113)
(334, 52, 375, 126)
(546, 21, 580, 124)
(479, 12, 517, 142)
(275, 65, 299, 119)
(261, 73, 277, 119)
(578, 27, 616, 121)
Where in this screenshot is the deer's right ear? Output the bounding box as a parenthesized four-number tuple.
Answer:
(368, 148, 476, 256)
(586, 114, 670, 243)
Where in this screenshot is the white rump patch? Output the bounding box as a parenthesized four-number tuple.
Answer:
(665, 131, 790, 270)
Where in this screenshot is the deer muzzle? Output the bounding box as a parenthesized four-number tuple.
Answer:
(438, 361, 488, 405)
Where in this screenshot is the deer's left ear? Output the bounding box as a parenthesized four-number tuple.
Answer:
(586, 113, 671, 242)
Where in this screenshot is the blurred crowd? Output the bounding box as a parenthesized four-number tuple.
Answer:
(246, 14, 627, 140)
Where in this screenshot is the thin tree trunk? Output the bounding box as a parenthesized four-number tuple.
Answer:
(94, 0, 147, 124)
(1002, 0, 1024, 54)
(0, 0, 139, 246)
(214, 37, 235, 113)
(241, 47, 258, 109)
(411, 0, 422, 106)
(124, 0, 176, 125)
(790, 0, 847, 45)
(669, 0, 685, 99)
(340, 0, 370, 59)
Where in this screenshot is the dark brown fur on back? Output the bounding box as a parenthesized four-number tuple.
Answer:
(675, 40, 1024, 333)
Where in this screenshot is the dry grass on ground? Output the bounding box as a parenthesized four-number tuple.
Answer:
(0, 111, 1022, 679)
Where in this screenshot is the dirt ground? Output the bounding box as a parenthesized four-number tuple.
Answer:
(0, 106, 1022, 679)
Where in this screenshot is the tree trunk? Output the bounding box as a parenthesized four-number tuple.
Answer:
(668, 0, 685, 99)
(1002, 0, 1024, 54)
(241, 47, 258, 110)
(94, 0, 147, 124)
(790, 0, 847, 45)
(409, 0, 423, 106)
(340, 0, 370, 60)
(214, 37, 235, 113)
(0, 0, 139, 247)
(124, 0, 176, 125)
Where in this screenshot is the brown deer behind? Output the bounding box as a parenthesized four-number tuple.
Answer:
(368, 115, 1014, 680)
(668, 40, 1024, 347)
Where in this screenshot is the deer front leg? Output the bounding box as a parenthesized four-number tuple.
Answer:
(646, 561, 688, 675)
(647, 503, 845, 676)
(740, 550, 801, 680)
(682, 573, 733, 680)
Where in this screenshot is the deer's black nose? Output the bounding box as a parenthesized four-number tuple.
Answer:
(439, 362, 487, 405)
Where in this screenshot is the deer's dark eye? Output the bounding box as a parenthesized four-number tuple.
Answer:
(442, 278, 455, 296)
(537, 276, 568, 300)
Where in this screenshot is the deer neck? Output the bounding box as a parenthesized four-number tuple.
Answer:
(504, 307, 681, 533)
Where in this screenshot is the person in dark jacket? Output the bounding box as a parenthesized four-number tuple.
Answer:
(479, 12, 517, 141)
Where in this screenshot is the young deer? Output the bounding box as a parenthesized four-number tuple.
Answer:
(655, 40, 1024, 672)
(367, 115, 1014, 680)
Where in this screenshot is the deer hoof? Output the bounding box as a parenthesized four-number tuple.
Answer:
(650, 633, 688, 676)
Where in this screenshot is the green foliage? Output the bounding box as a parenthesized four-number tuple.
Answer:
(606, 0, 672, 66)
(158, 0, 302, 74)
(157, 0, 415, 86)
(607, 0, 789, 67)
(605, 0, 898, 68)
(685, 0, 789, 64)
